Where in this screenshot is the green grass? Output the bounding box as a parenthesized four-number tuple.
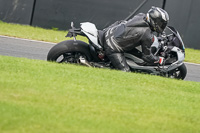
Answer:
(0, 21, 87, 43)
(0, 55, 200, 133)
(0, 21, 200, 64)
(185, 48, 200, 64)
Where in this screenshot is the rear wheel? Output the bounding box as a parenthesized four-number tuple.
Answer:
(47, 40, 92, 64)
(52, 52, 87, 64)
(168, 63, 187, 80)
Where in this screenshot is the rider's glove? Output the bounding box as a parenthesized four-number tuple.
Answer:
(159, 57, 164, 65)
(154, 57, 165, 65)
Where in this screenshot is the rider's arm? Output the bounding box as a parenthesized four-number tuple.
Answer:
(141, 30, 162, 64)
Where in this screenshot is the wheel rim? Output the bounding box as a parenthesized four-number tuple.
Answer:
(168, 68, 182, 79)
(55, 52, 87, 64)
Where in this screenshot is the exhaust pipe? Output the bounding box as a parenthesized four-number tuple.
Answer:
(79, 56, 111, 68)
(79, 57, 92, 67)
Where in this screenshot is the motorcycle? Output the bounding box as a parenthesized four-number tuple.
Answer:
(47, 22, 187, 80)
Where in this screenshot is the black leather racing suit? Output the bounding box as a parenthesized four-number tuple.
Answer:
(104, 13, 160, 71)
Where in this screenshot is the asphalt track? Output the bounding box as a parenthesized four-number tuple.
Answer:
(0, 35, 200, 82)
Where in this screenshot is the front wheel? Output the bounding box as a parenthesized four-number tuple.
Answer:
(168, 63, 187, 80)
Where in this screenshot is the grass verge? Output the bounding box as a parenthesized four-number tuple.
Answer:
(0, 55, 200, 133)
(185, 48, 200, 64)
(0, 21, 87, 43)
(0, 21, 200, 64)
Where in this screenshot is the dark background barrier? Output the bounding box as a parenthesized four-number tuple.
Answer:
(31, 0, 163, 30)
(0, 0, 34, 25)
(165, 0, 200, 49)
(0, 0, 200, 49)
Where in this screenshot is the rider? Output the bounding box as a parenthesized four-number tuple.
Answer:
(103, 6, 169, 72)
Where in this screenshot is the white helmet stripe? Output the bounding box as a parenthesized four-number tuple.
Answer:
(147, 13, 150, 23)
(157, 8, 168, 21)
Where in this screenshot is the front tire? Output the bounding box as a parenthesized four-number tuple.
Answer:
(168, 63, 187, 80)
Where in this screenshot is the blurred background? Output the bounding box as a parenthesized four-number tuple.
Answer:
(0, 0, 199, 49)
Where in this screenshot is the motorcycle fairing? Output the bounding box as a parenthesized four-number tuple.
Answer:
(167, 26, 185, 51)
(80, 22, 103, 49)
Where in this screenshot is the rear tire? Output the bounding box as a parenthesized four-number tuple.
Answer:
(47, 40, 92, 63)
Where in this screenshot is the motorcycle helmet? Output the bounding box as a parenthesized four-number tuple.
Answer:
(146, 6, 169, 33)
